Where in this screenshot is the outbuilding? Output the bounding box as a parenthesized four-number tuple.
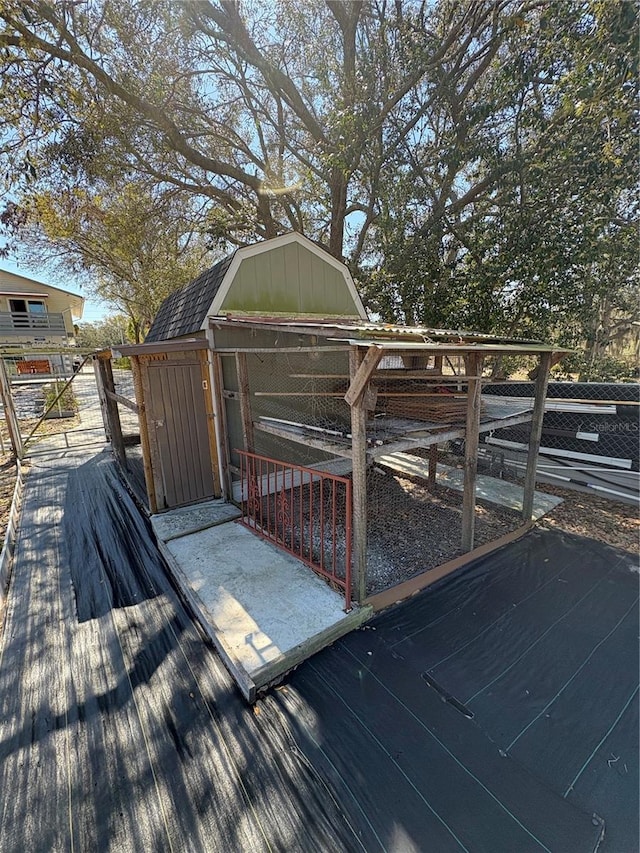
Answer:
(114, 232, 561, 610)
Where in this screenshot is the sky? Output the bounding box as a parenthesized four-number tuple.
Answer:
(0, 257, 110, 323)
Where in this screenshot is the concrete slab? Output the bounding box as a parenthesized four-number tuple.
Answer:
(378, 452, 563, 520)
(151, 499, 241, 541)
(159, 520, 370, 699)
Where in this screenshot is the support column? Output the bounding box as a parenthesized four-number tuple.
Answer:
(235, 352, 254, 453)
(131, 355, 158, 513)
(212, 352, 233, 498)
(99, 356, 126, 469)
(522, 351, 552, 520)
(0, 358, 23, 459)
(428, 444, 438, 487)
(461, 353, 483, 552)
(349, 348, 368, 604)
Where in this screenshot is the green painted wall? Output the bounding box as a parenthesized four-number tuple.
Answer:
(220, 242, 360, 316)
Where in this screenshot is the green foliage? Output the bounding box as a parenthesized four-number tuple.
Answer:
(43, 381, 77, 415)
(75, 315, 133, 350)
(0, 0, 636, 363)
(3, 184, 212, 340)
(553, 352, 638, 383)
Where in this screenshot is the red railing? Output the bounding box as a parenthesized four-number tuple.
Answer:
(237, 450, 352, 611)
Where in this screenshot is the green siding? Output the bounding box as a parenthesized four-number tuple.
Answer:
(220, 242, 360, 316)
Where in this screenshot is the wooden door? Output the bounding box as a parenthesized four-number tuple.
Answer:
(146, 355, 220, 508)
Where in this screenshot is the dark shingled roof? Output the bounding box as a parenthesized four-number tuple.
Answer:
(145, 253, 234, 342)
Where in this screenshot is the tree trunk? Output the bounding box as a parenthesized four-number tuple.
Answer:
(329, 168, 347, 259)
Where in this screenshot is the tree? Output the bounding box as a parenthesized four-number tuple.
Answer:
(2, 181, 211, 341)
(75, 315, 132, 350)
(359, 0, 638, 359)
(0, 0, 545, 260)
(0, 0, 636, 363)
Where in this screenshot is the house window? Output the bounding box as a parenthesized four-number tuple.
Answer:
(9, 298, 47, 328)
(9, 299, 28, 326)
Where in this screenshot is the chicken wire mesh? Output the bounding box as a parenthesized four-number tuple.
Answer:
(220, 347, 353, 470)
(0, 352, 106, 455)
(224, 346, 534, 597)
(482, 373, 639, 503)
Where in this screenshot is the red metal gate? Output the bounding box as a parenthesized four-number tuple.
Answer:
(237, 450, 352, 610)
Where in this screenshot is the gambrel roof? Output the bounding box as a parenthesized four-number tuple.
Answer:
(145, 233, 367, 342)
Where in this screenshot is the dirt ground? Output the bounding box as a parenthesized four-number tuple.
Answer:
(0, 455, 17, 551)
(534, 481, 639, 554)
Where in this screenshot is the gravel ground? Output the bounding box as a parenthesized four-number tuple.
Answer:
(365, 467, 523, 594)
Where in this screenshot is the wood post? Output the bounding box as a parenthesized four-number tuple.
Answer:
(131, 355, 158, 513)
(93, 356, 110, 439)
(98, 355, 126, 470)
(428, 444, 438, 486)
(522, 351, 552, 520)
(0, 358, 23, 459)
(235, 352, 254, 453)
(349, 348, 368, 603)
(139, 357, 165, 512)
(461, 354, 483, 552)
(212, 352, 233, 499)
(344, 345, 383, 407)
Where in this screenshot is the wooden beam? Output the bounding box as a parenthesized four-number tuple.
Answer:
(522, 351, 552, 520)
(254, 391, 345, 397)
(105, 390, 139, 413)
(461, 354, 484, 552)
(130, 355, 157, 514)
(0, 358, 23, 458)
(212, 353, 233, 498)
(99, 357, 126, 470)
(428, 444, 438, 486)
(344, 345, 383, 407)
(235, 352, 254, 453)
(349, 348, 369, 604)
(139, 356, 165, 512)
(215, 345, 350, 354)
(114, 338, 207, 357)
(368, 411, 534, 460)
(254, 421, 352, 458)
(289, 372, 483, 380)
(199, 349, 222, 499)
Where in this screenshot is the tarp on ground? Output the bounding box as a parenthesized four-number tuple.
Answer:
(1, 449, 635, 851)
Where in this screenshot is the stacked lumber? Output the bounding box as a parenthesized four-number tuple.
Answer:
(373, 380, 484, 423)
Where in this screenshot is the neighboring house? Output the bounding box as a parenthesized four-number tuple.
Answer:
(0, 268, 84, 348)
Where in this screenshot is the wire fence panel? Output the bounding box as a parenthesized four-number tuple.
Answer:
(0, 353, 107, 456)
(483, 380, 639, 504)
(238, 449, 352, 610)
